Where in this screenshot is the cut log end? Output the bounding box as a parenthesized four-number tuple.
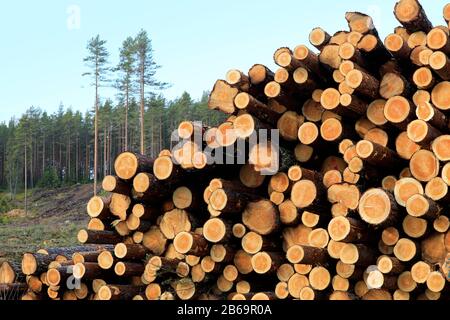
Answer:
(234, 92, 250, 109)
(393, 238, 417, 262)
(298, 122, 319, 145)
(395, 0, 421, 23)
(203, 218, 227, 243)
(153, 156, 173, 181)
(432, 81, 450, 110)
(310, 27, 329, 48)
(407, 120, 435, 144)
(114, 152, 141, 180)
(173, 187, 193, 210)
(410, 150, 439, 182)
(321, 88, 341, 110)
(358, 189, 393, 225)
(339, 244, 359, 264)
(226, 69, 247, 86)
(411, 261, 431, 284)
(98, 251, 114, 270)
(178, 121, 195, 140)
(102, 176, 118, 193)
(291, 180, 317, 209)
(248, 64, 272, 85)
(232, 223, 247, 239)
(426, 271, 446, 293)
(77, 230, 89, 244)
(86, 196, 108, 218)
(264, 81, 281, 98)
(432, 135, 450, 161)
(320, 118, 343, 142)
(328, 216, 351, 242)
(427, 28, 448, 51)
(384, 96, 411, 124)
(405, 194, 432, 218)
(413, 67, 433, 89)
(209, 189, 227, 211)
(309, 266, 331, 291)
(381, 227, 399, 246)
(251, 252, 273, 274)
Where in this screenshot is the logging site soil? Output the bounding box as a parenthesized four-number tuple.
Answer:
(0, 185, 93, 262)
(1, 0, 450, 301)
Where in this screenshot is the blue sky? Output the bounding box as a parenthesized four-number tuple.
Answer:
(0, 0, 447, 121)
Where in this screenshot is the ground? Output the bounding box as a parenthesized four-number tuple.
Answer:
(0, 184, 96, 263)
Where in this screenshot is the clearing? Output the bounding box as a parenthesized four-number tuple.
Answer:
(0, 184, 96, 262)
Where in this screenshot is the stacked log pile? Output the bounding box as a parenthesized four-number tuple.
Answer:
(1, 0, 450, 300)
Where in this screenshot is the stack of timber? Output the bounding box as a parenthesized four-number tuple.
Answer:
(1, 0, 450, 300)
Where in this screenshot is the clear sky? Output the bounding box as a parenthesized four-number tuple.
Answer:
(0, 0, 447, 121)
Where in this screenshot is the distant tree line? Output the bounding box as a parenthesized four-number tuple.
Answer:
(0, 30, 225, 198)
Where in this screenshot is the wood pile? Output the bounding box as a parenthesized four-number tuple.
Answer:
(1, 0, 450, 300)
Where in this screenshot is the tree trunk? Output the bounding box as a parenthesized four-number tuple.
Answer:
(140, 62, 145, 155)
(24, 141, 27, 216)
(125, 85, 129, 152)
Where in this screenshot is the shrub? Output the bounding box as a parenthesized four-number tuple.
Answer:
(37, 168, 61, 188)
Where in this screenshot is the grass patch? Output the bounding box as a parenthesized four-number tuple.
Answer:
(0, 215, 11, 224)
(0, 220, 83, 261)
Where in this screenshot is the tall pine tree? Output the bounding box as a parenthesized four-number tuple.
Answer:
(115, 37, 136, 152)
(134, 30, 168, 155)
(83, 35, 110, 195)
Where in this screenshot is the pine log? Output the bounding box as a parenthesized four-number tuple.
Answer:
(234, 92, 281, 126)
(346, 12, 378, 36)
(208, 80, 239, 114)
(431, 81, 450, 110)
(242, 200, 280, 236)
(251, 252, 283, 275)
(328, 216, 369, 243)
(248, 64, 274, 88)
(384, 96, 415, 130)
(309, 27, 331, 50)
(358, 188, 399, 227)
(395, 132, 421, 160)
(394, 0, 433, 33)
(86, 196, 111, 220)
(286, 245, 327, 265)
(410, 149, 440, 182)
(102, 175, 130, 196)
(114, 152, 154, 181)
(98, 284, 145, 300)
(385, 33, 412, 61)
(0, 261, 22, 284)
(77, 229, 122, 245)
(174, 232, 209, 256)
(394, 238, 419, 262)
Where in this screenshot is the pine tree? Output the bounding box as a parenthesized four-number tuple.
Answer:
(134, 29, 168, 155)
(115, 37, 136, 152)
(83, 35, 110, 195)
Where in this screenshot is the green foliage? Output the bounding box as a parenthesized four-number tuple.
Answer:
(37, 168, 61, 188)
(0, 196, 12, 213)
(0, 30, 224, 194)
(135, 29, 169, 91)
(0, 215, 11, 224)
(83, 35, 110, 85)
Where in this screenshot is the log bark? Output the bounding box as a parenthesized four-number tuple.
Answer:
(77, 230, 122, 245)
(309, 27, 331, 50)
(394, 0, 433, 33)
(114, 152, 154, 181)
(102, 175, 130, 196)
(98, 284, 145, 300)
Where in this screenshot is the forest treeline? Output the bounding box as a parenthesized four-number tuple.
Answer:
(0, 30, 225, 197)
